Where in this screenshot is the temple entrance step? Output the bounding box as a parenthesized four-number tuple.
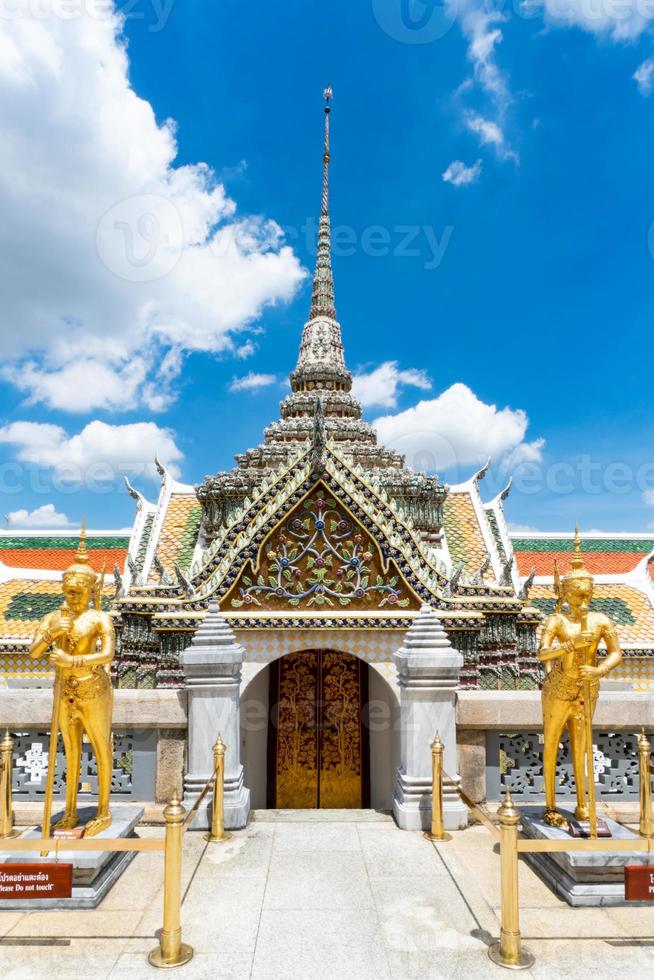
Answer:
(250, 808, 391, 823)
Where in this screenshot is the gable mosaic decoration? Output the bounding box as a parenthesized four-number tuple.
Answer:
(227, 486, 419, 612)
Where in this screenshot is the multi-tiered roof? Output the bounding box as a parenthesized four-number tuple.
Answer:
(108, 92, 543, 688)
(4, 93, 654, 693)
(196, 89, 446, 546)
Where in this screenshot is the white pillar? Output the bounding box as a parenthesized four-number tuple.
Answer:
(181, 601, 250, 829)
(392, 605, 467, 831)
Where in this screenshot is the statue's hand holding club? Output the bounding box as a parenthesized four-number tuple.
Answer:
(48, 608, 75, 669)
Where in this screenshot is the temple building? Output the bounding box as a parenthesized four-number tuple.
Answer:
(2, 95, 653, 827)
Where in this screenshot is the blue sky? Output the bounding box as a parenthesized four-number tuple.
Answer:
(0, 0, 653, 532)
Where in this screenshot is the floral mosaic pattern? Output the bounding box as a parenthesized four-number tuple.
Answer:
(230, 489, 415, 610)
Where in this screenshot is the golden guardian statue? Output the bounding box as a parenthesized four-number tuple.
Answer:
(538, 527, 622, 834)
(29, 524, 115, 838)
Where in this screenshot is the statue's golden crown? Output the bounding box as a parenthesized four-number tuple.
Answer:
(561, 524, 593, 585)
(62, 521, 101, 588)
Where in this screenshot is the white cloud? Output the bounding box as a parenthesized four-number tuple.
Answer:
(235, 340, 257, 359)
(0, 420, 183, 480)
(465, 112, 518, 162)
(634, 57, 654, 95)
(229, 372, 278, 392)
(502, 438, 546, 470)
(5, 504, 73, 529)
(643, 489, 654, 506)
(372, 382, 544, 474)
(533, 0, 652, 40)
(0, 6, 305, 413)
(352, 362, 432, 410)
(507, 522, 541, 534)
(442, 159, 483, 186)
(459, 3, 509, 103)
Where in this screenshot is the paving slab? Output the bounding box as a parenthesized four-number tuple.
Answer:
(1, 814, 653, 979)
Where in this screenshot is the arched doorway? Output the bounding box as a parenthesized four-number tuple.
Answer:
(267, 649, 370, 808)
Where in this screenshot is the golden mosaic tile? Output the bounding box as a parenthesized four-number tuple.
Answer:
(0, 579, 115, 640)
(442, 491, 494, 580)
(155, 494, 202, 576)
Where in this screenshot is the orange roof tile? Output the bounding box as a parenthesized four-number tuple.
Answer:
(0, 534, 130, 574)
(514, 551, 648, 577)
(0, 547, 127, 572)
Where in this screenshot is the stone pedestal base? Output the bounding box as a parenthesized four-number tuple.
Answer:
(183, 767, 250, 830)
(0, 805, 144, 909)
(520, 806, 649, 907)
(392, 770, 468, 831)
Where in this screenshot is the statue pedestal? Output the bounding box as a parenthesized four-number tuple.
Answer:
(0, 805, 143, 909)
(520, 806, 650, 907)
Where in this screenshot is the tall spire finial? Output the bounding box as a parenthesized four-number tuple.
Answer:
(309, 86, 336, 321)
(322, 86, 332, 217)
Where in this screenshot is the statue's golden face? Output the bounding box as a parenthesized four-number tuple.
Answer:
(561, 577, 593, 609)
(62, 578, 93, 613)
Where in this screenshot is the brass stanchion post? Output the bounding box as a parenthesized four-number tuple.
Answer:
(204, 733, 232, 844)
(638, 729, 653, 839)
(489, 790, 534, 970)
(424, 732, 451, 842)
(149, 795, 194, 969)
(0, 730, 19, 840)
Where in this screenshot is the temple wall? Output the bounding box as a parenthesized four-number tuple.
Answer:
(240, 666, 269, 809)
(233, 628, 401, 691)
(456, 691, 654, 805)
(3, 688, 653, 814)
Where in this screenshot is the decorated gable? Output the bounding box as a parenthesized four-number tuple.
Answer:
(224, 484, 421, 612)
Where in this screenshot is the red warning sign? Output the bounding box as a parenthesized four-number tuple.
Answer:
(0, 863, 73, 900)
(625, 865, 654, 901)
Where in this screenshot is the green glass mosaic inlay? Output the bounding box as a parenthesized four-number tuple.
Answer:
(531, 596, 636, 625)
(6, 594, 62, 620)
(0, 536, 129, 551)
(512, 538, 654, 554)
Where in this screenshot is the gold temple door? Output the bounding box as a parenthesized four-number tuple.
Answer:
(267, 650, 370, 808)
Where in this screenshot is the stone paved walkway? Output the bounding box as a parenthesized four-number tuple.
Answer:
(1, 813, 653, 979)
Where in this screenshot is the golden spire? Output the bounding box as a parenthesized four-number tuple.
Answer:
(562, 523, 592, 585)
(63, 515, 97, 585)
(75, 514, 88, 564)
(570, 521, 584, 571)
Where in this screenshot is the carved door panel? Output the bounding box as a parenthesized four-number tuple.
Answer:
(268, 650, 369, 808)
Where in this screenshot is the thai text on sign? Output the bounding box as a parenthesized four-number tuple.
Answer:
(0, 864, 73, 900)
(624, 865, 654, 901)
